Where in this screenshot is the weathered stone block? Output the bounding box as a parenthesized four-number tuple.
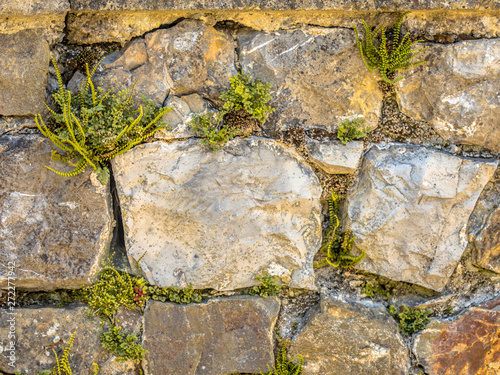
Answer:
(0, 135, 112, 290)
(112, 137, 322, 290)
(0, 30, 49, 116)
(414, 299, 500, 375)
(238, 27, 382, 134)
(346, 144, 498, 291)
(143, 297, 280, 375)
(289, 297, 409, 375)
(397, 39, 500, 152)
(305, 136, 363, 174)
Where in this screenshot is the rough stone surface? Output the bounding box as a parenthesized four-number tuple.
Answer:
(397, 39, 500, 152)
(112, 137, 322, 291)
(414, 300, 500, 375)
(238, 27, 382, 134)
(305, 136, 363, 174)
(0, 135, 112, 290)
(95, 19, 236, 105)
(69, 0, 499, 11)
(0, 0, 68, 14)
(143, 297, 280, 375)
(289, 297, 409, 375)
(0, 304, 138, 374)
(155, 94, 210, 140)
(468, 168, 500, 273)
(345, 144, 498, 291)
(0, 30, 49, 116)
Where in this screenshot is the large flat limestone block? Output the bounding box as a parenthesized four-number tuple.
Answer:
(0, 304, 138, 374)
(238, 27, 382, 134)
(0, 135, 112, 290)
(346, 144, 498, 291)
(112, 137, 322, 290)
(414, 299, 500, 375)
(397, 39, 500, 152)
(0, 29, 49, 116)
(289, 297, 409, 375)
(143, 297, 280, 375)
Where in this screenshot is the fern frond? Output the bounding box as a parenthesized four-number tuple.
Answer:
(45, 158, 88, 178)
(114, 105, 143, 144)
(35, 115, 73, 152)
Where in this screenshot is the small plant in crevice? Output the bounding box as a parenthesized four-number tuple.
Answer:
(189, 112, 241, 152)
(100, 325, 147, 363)
(189, 71, 274, 151)
(361, 282, 392, 300)
(249, 270, 283, 298)
(35, 57, 171, 184)
(336, 118, 371, 144)
(259, 341, 303, 375)
(142, 284, 202, 304)
(388, 304, 433, 335)
(314, 190, 365, 269)
(354, 12, 428, 84)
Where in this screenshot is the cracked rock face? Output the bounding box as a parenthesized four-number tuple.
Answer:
(396, 39, 500, 152)
(0, 30, 49, 116)
(238, 27, 382, 134)
(345, 144, 498, 291)
(0, 135, 112, 290)
(414, 299, 500, 375)
(289, 297, 409, 375)
(94, 19, 236, 105)
(305, 136, 363, 174)
(112, 137, 322, 291)
(143, 297, 280, 375)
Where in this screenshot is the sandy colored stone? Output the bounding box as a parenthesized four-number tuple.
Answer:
(0, 135, 112, 290)
(238, 27, 382, 134)
(345, 144, 498, 291)
(0, 30, 49, 116)
(305, 136, 363, 174)
(289, 297, 409, 375)
(112, 137, 322, 291)
(397, 39, 500, 152)
(414, 300, 500, 375)
(143, 297, 280, 375)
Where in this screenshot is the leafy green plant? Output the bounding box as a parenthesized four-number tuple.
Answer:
(35, 57, 171, 184)
(337, 118, 371, 144)
(249, 270, 283, 297)
(388, 304, 433, 334)
(100, 325, 147, 363)
(361, 282, 392, 299)
(220, 71, 275, 123)
(354, 12, 428, 83)
(314, 190, 365, 269)
(141, 284, 202, 304)
(189, 112, 240, 152)
(260, 342, 303, 375)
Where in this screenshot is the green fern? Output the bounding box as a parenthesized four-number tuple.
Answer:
(354, 12, 428, 83)
(249, 270, 283, 298)
(314, 190, 365, 269)
(100, 325, 147, 363)
(35, 57, 171, 184)
(189, 112, 240, 152)
(260, 342, 303, 375)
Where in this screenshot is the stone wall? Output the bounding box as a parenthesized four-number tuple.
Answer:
(1, 1, 499, 374)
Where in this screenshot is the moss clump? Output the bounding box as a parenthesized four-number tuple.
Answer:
(100, 325, 147, 363)
(337, 118, 371, 144)
(388, 304, 433, 334)
(249, 270, 283, 298)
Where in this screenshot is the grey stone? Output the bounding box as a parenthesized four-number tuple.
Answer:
(0, 30, 49, 116)
(289, 297, 410, 375)
(238, 27, 382, 134)
(112, 137, 322, 291)
(0, 304, 125, 374)
(413, 300, 500, 375)
(155, 94, 210, 140)
(0, 0, 68, 14)
(0, 135, 112, 290)
(94, 19, 236, 105)
(305, 136, 364, 174)
(396, 39, 500, 152)
(345, 144, 498, 291)
(468, 168, 500, 273)
(143, 297, 280, 375)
